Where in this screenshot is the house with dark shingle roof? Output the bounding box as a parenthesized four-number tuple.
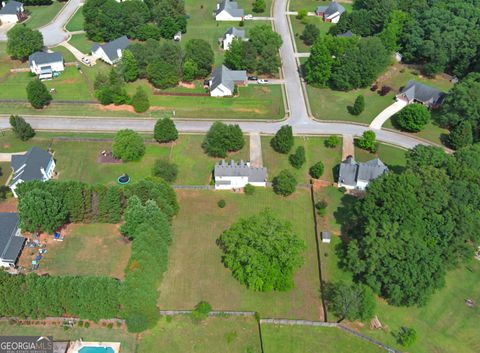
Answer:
(10, 147, 55, 198)
(338, 156, 388, 190)
(396, 80, 446, 109)
(209, 65, 247, 97)
(91, 36, 130, 65)
(0, 0, 24, 23)
(214, 160, 267, 189)
(0, 213, 26, 268)
(316, 1, 345, 23)
(215, 0, 244, 21)
(220, 27, 246, 50)
(29, 51, 64, 79)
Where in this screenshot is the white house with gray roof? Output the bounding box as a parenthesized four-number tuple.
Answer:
(215, 0, 244, 21)
(0, 0, 24, 24)
(91, 36, 130, 65)
(10, 147, 55, 198)
(338, 156, 388, 190)
(316, 1, 345, 23)
(221, 27, 246, 50)
(29, 51, 64, 79)
(214, 160, 267, 190)
(396, 80, 446, 109)
(210, 65, 247, 97)
(0, 213, 26, 268)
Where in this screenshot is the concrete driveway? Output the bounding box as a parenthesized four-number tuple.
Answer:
(369, 99, 408, 130)
(39, 0, 83, 47)
(0, 22, 15, 42)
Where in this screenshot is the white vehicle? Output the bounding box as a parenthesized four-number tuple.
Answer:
(244, 14, 253, 19)
(81, 57, 91, 65)
(257, 79, 269, 84)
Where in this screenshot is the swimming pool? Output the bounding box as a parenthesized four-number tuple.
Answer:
(78, 347, 115, 353)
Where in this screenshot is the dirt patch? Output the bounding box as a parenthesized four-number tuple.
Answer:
(2, 143, 11, 149)
(57, 78, 78, 84)
(0, 198, 17, 212)
(97, 150, 122, 164)
(178, 81, 196, 89)
(232, 108, 262, 114)
(96, 104, 166, 113)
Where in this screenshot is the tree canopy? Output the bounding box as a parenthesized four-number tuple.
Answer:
(9, 115, 35, 141)
(7, 26, 43, 61)
(202, 122, 245, 158)
(154, 117, 178, 143)
(112, 129, 146, 162)
(26, 80, 52, 109)
(218, 209, 305, 292)
(394, 104, 431, 132)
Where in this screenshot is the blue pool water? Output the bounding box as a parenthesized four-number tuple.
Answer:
(79, 347, 115, 353)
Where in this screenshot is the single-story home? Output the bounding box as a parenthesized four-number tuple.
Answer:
(338, 156, 388, 190)
(316, 1, 345, 23)
(396, 80, 446, 109)
(214, 160, 267, 190)
(321, 231, 331, 244)
(10, 146, 55, 198)
(0, 213, 26, 268)
(215, 0, 244, 21)
(220, 27, 246, 50)
(209, 65, 247, 97)
(91, 35, 130, 65)
(0, 0, 25, 24)
(29, 51, 64, 80)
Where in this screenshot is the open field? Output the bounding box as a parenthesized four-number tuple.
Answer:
(354, 142, 407, 172)
(69, 33, 94, 55)
(261, 136, 342, 184)
(24, 1, 64, 29)
(289, 0, 353, 12)
(0, 323, 137, 353)
(138, 316, 261, 353)
(52, 45, 77, 62)
(262, 325, 384, 353)
(158, 189, 323, 320)
(66, 7, 84, 32)
(20, 223, 131, 279)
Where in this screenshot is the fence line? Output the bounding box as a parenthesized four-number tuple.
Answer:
(260, 318, 337, 327)
(338, 325, 403, 353)
(172, 185, 213, 190)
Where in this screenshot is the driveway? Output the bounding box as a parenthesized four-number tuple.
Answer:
(0, 152, 26, 162)
(39, 0, 83, 47)
(0, 22, 15, 42)
(341, 134, 354, 160)
(369, 99, 408, 130)
(249, 133, 263, 167)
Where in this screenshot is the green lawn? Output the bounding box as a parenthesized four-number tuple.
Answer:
(52, 45, 78, 62)
(138, 316, 261, 353)
(290, 15, 332, 52)
(261, 136, 342, 184)
(158, 188, 324, 320)
(24, 1, 64, 29)
(354, 142, 407, 172)
(262, 325, 384, 353)
(0, 323, 137, 353)
(69, 33, 94, 55)
(0, 162, 11, 185)
(237, 0, 273, 16)
(25, 223, 131, 279)
(289, 0, 353, 12)
(66, 8, 84, 32)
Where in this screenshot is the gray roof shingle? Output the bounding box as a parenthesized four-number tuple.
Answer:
(11, 146, 53, 185)
(223, 27, 246, 39)
(339, 157, 388, 187)
(28, 51, 63, 67)
(216, 0, 244, 17)
(0, 0, 23, 15)
(399, 80, 446, 106)
(92, 36, 130, 63)
(211, 65, 247, 93)
(0, 213, 25, 263)
(317, 1, 345, 17)
(215, 160, 267, 183)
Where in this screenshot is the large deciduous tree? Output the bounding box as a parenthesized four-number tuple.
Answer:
(394, 104, 431, 132)
(154, 117, 178, 143)
(271, 125, 294, 154)
(325, 281, 376, 322)
(26, 80, 52, 109)
(9, 115, 35, 141)
(202, 122, 244, 157)
(184, 39, 214, 78)
(19, 189, 67, 233)
(7, 26, 43, 61)
(112, 129, 145, 162)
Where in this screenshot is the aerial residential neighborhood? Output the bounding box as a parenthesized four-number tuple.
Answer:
(0, 0, 478, 352)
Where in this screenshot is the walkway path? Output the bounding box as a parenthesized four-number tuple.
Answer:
(369, 99, 408, 130)
(341, 134, 354, 160)
(249, 133, 263, 167)
(39, 0, 83, 47)
(0, 152, 26, 162)
(59, 41, 96, 64)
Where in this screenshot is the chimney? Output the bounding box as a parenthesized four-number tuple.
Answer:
(216, 3, 219, 9)
(117, 48, 123, 59)
(1, 2, 6, 7)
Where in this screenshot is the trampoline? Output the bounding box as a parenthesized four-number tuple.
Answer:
(117, 174, 131, 185)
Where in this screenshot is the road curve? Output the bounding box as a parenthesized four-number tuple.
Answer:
(39, 0, 83, 47)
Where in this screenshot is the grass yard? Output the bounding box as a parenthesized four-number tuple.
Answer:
(24, 1, 64, 29)
(0, 323, 137, 353)
(289, 0, 353, 12)
(52, 45, 78, 62)
(290, 15, 333, 52)
(138, 316, 261, 353)
(0, 162, 11, 186)
(158, 189, 323, 320)
(66, 8, 84, 32)
(354, 142, 407, 173)
(69, 33, 94, 55)
(262, 325, 384, 353)
(261, 136, 342, 184)
(30, 223, 131, 279)
(237, 0, 273, 16)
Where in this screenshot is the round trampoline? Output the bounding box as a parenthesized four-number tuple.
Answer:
(117, 174, 131, 185)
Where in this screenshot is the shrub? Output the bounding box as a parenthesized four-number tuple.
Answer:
(9, 115, 35, 141)
(324, 135, 340, 148)
(350, 95, 365, 115)
(356, 130, 377, 153)
(112, 129, 145, 162)
(191, 301, 212, 322)
(152, 159, 178, 183)
(315, 200, 328, 216)
(218, 199, 226, 208)
(131, 87, 150, 113)
(394, 104, 431, 132)
(395, 327, 417, 347)
(244, 183, 255, 195)
(272, 170, 297, 196)
(85, 322, 90, 328)
(309, 161, 324, 179)
(271, 125, 294, 154)
(300, 24, 320, 46)
(289, 146, 306, 169)
(378, 86, 392, 96)
(448, 120, 473, 150)
(154, 117, 178, 143)
(252, 0, 265, 13)
(107, 323, 113, 329)
(296, 9, 307, 20)
(26, 79, 52, 109)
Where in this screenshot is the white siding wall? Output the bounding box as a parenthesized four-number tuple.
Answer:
(216, 11, 242, 21)
(210, 84, 233, 97)
(30, 60, 65, 75)
(0, 14, 18, 23)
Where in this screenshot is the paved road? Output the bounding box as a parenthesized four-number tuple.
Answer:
(39, 0, 83, 47)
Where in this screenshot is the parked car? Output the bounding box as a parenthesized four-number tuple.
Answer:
(257, 79, 269, 84)
(248, 76, 258, 81)
(81, 57, 90, 65)
(244, 14, 253, 19)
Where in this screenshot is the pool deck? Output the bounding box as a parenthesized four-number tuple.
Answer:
(66, 341, 121, 353)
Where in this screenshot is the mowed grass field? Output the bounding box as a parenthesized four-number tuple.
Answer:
(28, 224, 131, 279)
(24, 1, 64, 29)
(0, 323, 138, 353)
(289, 0, 352, 12)
(138, 316, 261, 353)
(158, 189, 323, 320)
(262, 325, 384, 353)
(69, 33, 94, 55)
(290, 15, 333, 52)
(66, 8, 84, 32)
(261, 136, 342, 184)
(354, 142, 407, 173)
